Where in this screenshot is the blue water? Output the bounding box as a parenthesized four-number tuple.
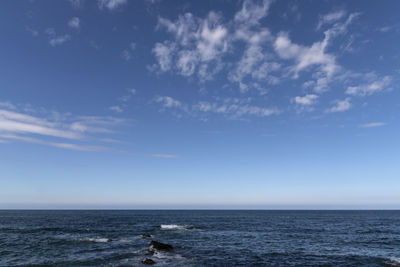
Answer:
(0, 210, 399, 266)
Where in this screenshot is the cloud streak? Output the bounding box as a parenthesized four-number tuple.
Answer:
(360, 122, 387, 128)
(0, 105, 126, 152)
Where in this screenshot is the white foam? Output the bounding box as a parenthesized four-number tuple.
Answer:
(84, 237, 110, 243)
(153, 250, 184, 260)
(160, 224, 192, 230)
(388, 257, 400, 266)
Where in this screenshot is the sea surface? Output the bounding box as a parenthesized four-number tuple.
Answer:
(0, 210, 399, 266)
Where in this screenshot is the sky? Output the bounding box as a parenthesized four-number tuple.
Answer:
(0, 0, 399, 209)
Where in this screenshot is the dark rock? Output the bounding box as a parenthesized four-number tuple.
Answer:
(141, 258, 156, 265)
(107, 238, 113, 242)
(141, 234, 152, 239)
(149, 240, 174, 252)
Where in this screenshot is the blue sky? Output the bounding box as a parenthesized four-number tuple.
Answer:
(0, 0, 399, 209)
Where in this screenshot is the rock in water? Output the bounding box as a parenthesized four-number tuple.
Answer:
(141, 234, 152, 239)
(149, 240, 174, 251)
(141, 258, 156, 265)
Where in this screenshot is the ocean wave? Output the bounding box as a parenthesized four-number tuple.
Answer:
(160, 224, 194, 230)
(387, 257, 400, 266)
(83, 237, 111, 243)
(153, 250, 184, 260)
(54, 234, 112, 243)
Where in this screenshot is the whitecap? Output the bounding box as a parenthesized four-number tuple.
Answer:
(160, 224, 193, 230)
(83, 237, 111, 243)
(153, 250, 184, 260)
(387, 257, 400, 266)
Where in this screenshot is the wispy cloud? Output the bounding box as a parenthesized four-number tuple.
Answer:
(26, 26, 39, 37)
(326, 98, 351, 113)
(152, 0, 275, 90)
(151, 1, 360, 97)
(0, 102, 16, 110)
(293, 94, 318, 106)
(292, 94, 318, 112)
(68, 0, 82, 8)
(0, 109, 81, 139)
(360, 122, 387, 128)
(153, 96, 279, 119)
(153, 11, 228, 80)
(194, 99, 280, 118)
(151, 41, 175, 72)
(109, 106, 123, 113)
(98, 0, 127, 10)
(0, 133, 115, 152)
(149, 153, 180, 159)
(154, 96, 182, 108)
(45, 28, 70, 46)
(317, 10, 346, 30)
(234, 0, 272, 26)
(109, 88, 138, 113)
(121, 42, 136, 61)
(68, 17, 80, 29)
(273, 30, 340, 94)
(0, 104, 126, 152)
(346, 75, 391, 96)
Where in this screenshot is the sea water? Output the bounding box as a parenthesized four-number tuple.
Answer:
(0, 210, 399, 266)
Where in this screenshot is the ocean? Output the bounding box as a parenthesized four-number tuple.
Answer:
(0, 210, 399, 266)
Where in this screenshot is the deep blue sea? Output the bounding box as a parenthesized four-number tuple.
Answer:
(0, 210, 399, 266)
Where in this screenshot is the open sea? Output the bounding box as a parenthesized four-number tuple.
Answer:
(0, 210, 399, 266)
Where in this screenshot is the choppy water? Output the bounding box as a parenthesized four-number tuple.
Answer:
(0, 210, 399, 266)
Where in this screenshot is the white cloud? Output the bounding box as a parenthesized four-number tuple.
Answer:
(149, 153, 179, 159)
(121, 50, 131, 61)
(121, 42, 136, 61)
(326, 98, 351, 113)
(274, 13, 359, 92)
(293, 94, 318, 105)
(317, 10, 346, 30)
(360, 122, 387, 128)
(49, 35, 70, 46)
(98, 0, 127, 10)
(153, 96, 279, 119)
(229, 29, 278, 93)
(154, 96, 182, 108)
(346, 76, 391, 96)
(0, 102, 16, 110)
(153, 1, 276, 88)
(68, 17, 80, 29)
(119, 95, 131, 102)
(234, 0, 272, 26)
(154, 12, 229, 80)
(274, 32, 338, 80)
(0, 133, 115, 152)
(0, 109, 81, 139)
(196, 13, 228, 61)
(0, 105, 126, 151)
(228, 0, 279, 94)
(46, 28, 70, 46)
(117, 88, 136, 102)
(176, 50, 198, 76)
(26, 27, 39, 37)
(68, 0, 82, 8)
(152, 41, 175, 72)
(194, 99, 280, 118)
(109, 105, 123, 113)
